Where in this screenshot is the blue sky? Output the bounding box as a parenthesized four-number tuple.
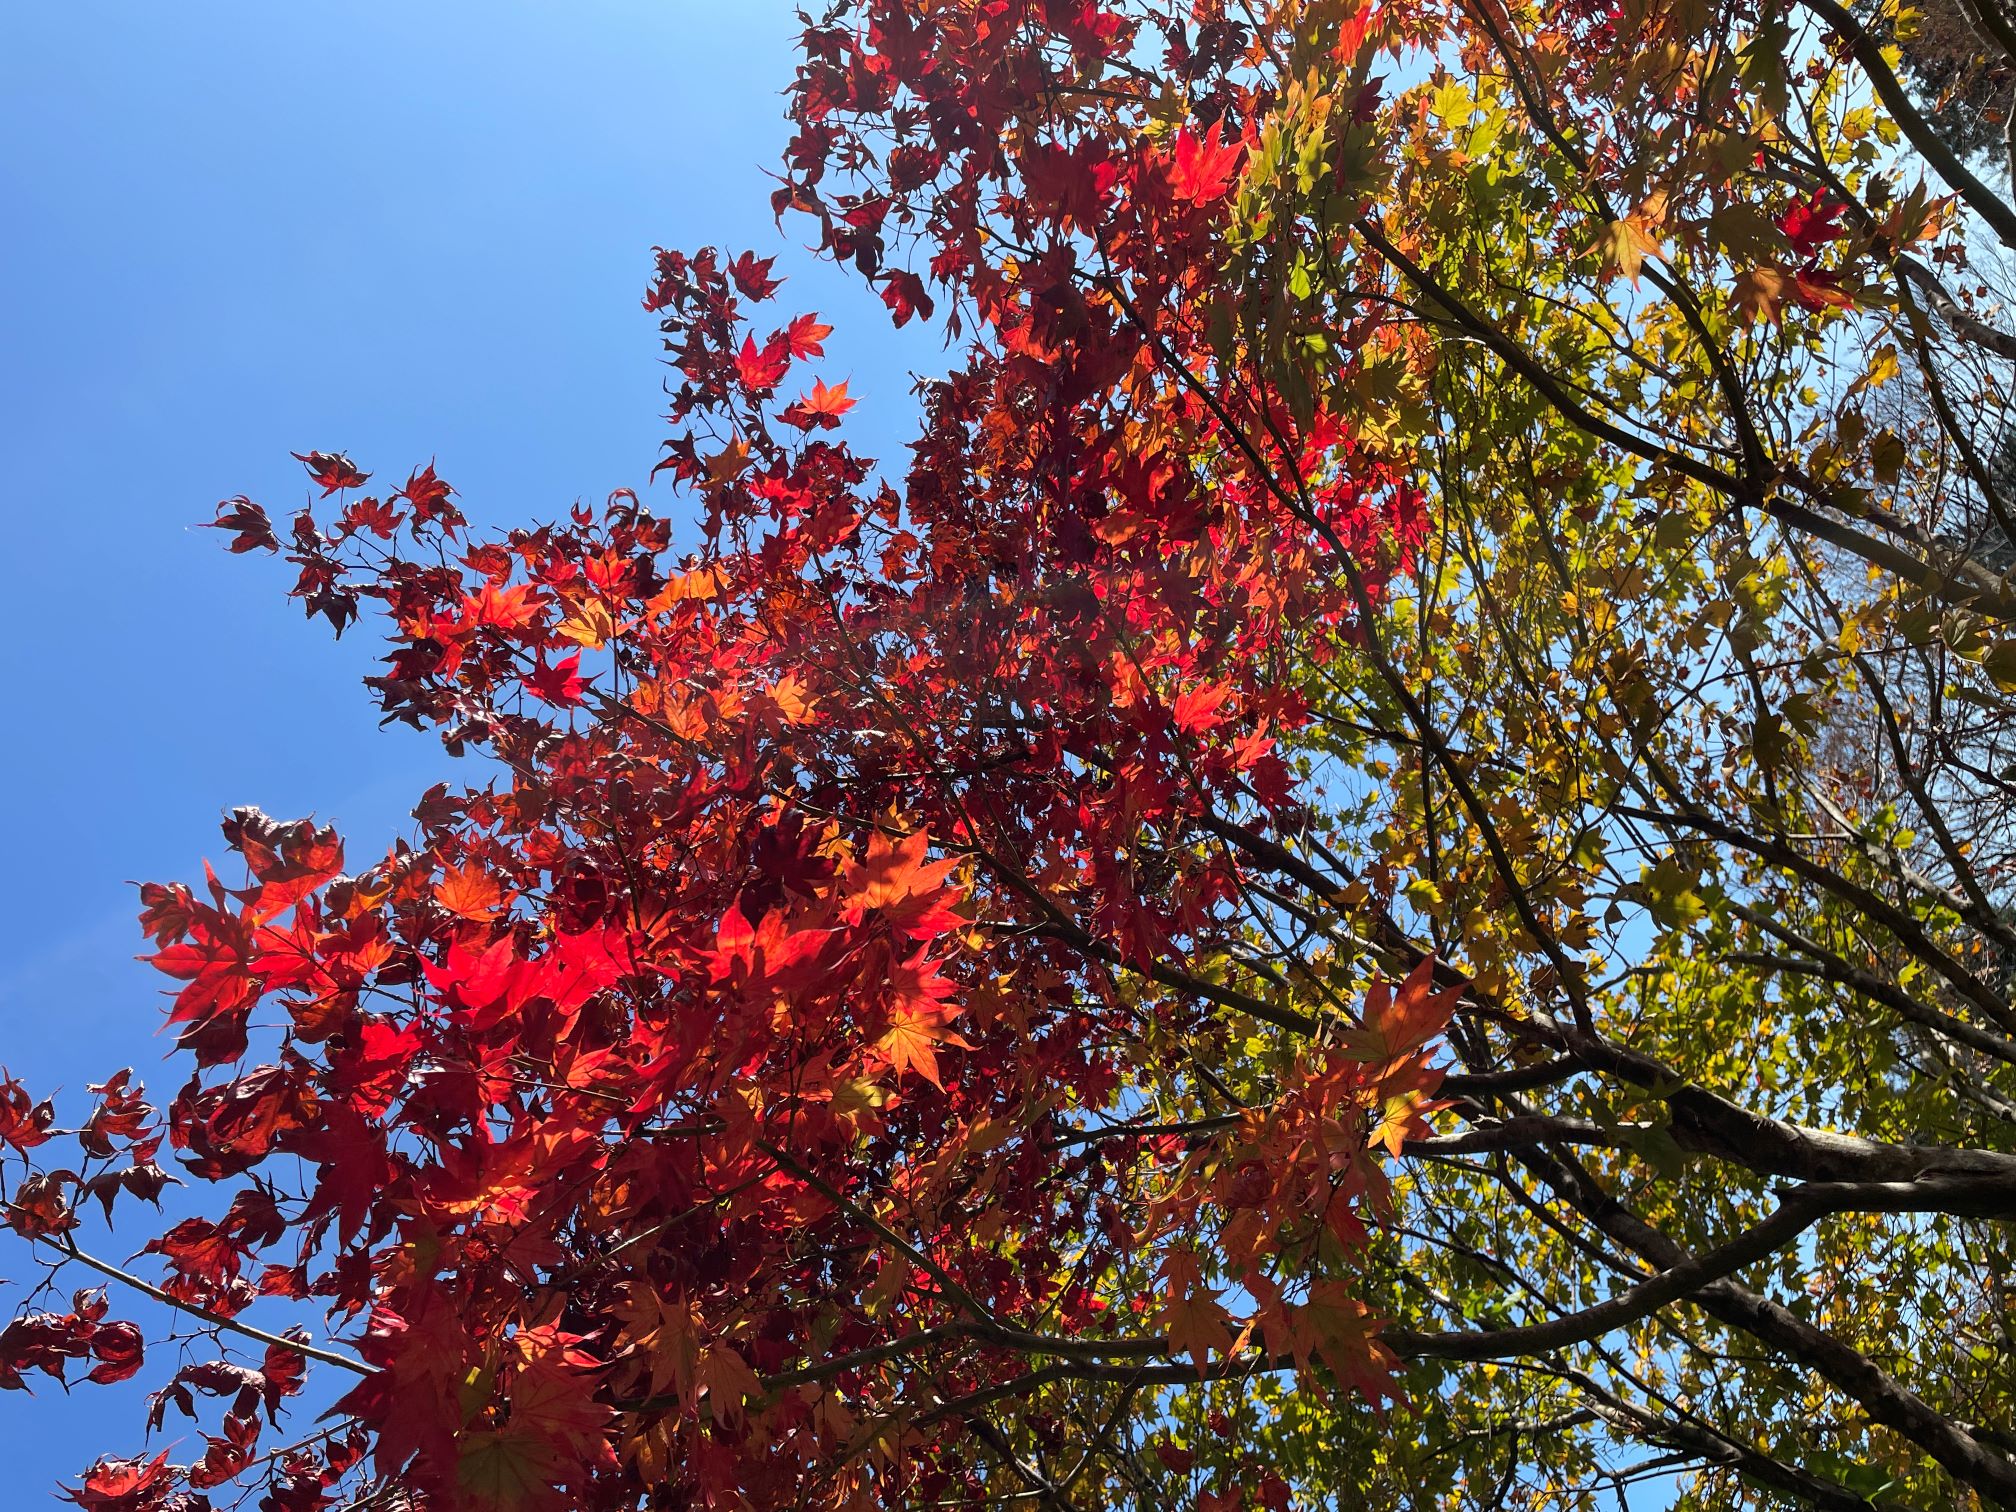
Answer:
(0, 2, 937, 1492)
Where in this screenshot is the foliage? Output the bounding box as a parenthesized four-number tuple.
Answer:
(7, 1, 2016, 1508)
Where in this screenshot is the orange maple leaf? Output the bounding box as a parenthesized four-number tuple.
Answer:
(695, 1343, 762, 1425)
(877, 1005, 971, 1090)
(1344, 956, 1460, 1067)
(1292, 1281, 1399, 1404)
(1731, 266, 1790, 324)
(844, 830, 963, 936)
(805, 377, 854, 417)
(435, 862, 508, 922)
(1157, 1253, 1236, 1372)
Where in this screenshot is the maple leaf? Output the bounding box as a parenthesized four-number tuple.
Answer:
(844, 830, 950, 912)
(703, 438, 750, 484)
(144, 1217, 246, 1292)
(0, 1073, 55, 1152)
(1294, 1283, 1397, 1404)
(462, 579, 548, 632)
(1172, 680, 1237, 736)
(694, 1343, 762, 1425)
(1591, 216, 1664, 283)
(555, 598, 619, 649)
(506, 1359, 613, 1456)
(1731, 266, 1792, 325)
(1157, 1255, 1236, 1373)
(1333, 0, 1382, 57)
(294, 1104, 390, 1244)
(763, 671, 818, 725)
(338, 495, 402, 539)
(1091, 507, 1146, 545)
(84, 1322, 144, 1386)
(61, 1452, 173, 1510)
(435, 860, 508, 921)
(206, 497, 279, 554)
(648, 562, 726, 611)
(1343, 957, 1460, 1068)
(331, 1017, 422, 1116)
(291, 450, 370, 495)
(734, 332, 791, 392)
(780, 377, 856, 430)
(1367, 1089, 1440, 1158)
(615, 1283, 699, 1400)
(1, 1303, 107, 1391)
(524, 652, 589, 707)
(457, 1429, 561, 1511)
(1790, 265, 1854, 312)
(876, 1003, 970, 1090)
(785, 311, 834, 358)
(878, 269, 934, 326)
(1168, 120, 1244, 204)
(396, 461, 460, 531)
(1778, 190, 1848, 258)
(709, 899, 830, 989)
(727, 251, 783, 301)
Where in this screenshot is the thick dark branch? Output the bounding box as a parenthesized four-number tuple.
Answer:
(1797, 0, 2016, 250)
(1900, 254, 2016, 361)
(1515, 1144, 2016, 1502)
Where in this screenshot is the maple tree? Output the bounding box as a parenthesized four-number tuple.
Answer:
(8, 0, 2016, 1508)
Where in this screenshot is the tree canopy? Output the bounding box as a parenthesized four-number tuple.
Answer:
(6, 1, 2016, 1508)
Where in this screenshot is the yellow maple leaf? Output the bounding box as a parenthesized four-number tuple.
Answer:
(1591, 216, 1665, 283)
(769, 672, 818, 725)
(705, 438, 750, 484)
(555, 598, 618, 649)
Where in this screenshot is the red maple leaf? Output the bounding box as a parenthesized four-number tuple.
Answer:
(878, 269, 934, 326)
(0, 1074, 55, 1152)
(61, 1451, 173, 1511)
(524, 651, 589, 706)
(206, 497, 278, 554)
(728, 251, 783, 301)
(1778, 190, 1848, 258)
(1172, 680, 1237, 736)
(291, 450, 370, 495)
(396, 461, 460, 531)
(1167, 120, 1244, 204)
(734, 332, 791, 392)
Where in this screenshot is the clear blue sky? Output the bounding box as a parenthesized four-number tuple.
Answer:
(0, 2, 935, 1493)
